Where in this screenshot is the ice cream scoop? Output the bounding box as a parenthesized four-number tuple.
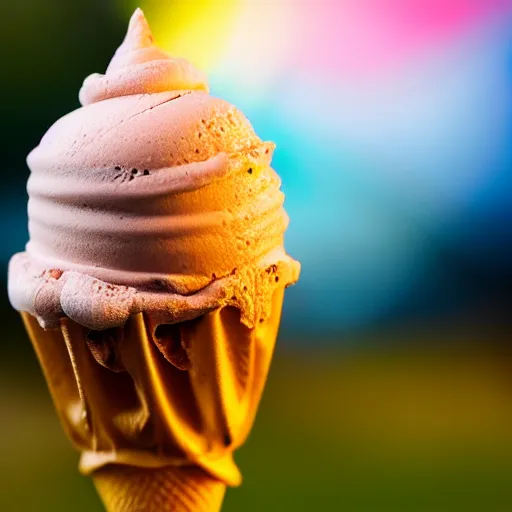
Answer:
(8, 8, 299, 511)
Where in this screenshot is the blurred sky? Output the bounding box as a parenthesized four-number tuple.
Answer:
(1, 0, 511, 338)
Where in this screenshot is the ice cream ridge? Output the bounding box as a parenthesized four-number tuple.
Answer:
(8, 7, 299, 512)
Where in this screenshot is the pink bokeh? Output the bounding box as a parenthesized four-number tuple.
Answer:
(293, 0, 512, 77)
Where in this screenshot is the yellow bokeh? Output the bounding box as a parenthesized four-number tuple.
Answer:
(128, 0, 241, 71)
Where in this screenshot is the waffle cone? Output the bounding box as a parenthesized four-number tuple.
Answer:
(20, 286, 285, 508)
(93, 465, 226, 512)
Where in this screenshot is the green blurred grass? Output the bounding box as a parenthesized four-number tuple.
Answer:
(2, 323, 512, 511)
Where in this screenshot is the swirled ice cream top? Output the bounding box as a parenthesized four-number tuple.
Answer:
(79, 8, 208, 105)
(8, 9, 300, 330)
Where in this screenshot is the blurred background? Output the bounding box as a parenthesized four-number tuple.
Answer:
(1, 0, 512, 510)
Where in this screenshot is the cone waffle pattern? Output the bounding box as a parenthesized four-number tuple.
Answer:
(93, 465, 226, 512)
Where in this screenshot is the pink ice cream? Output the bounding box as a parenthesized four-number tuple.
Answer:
(8, 9, 299, 331)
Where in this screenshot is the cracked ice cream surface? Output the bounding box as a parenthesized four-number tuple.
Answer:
(8, 8, 299, 331)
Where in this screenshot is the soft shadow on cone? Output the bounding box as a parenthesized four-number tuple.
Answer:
(93, 465, 226, 512)
(19, 286, 286, 510)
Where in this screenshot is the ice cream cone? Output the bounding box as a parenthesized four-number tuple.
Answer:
(20, 287, 285, 507)
(93, 465, 226, 512)
(9, 8, 300, 510)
